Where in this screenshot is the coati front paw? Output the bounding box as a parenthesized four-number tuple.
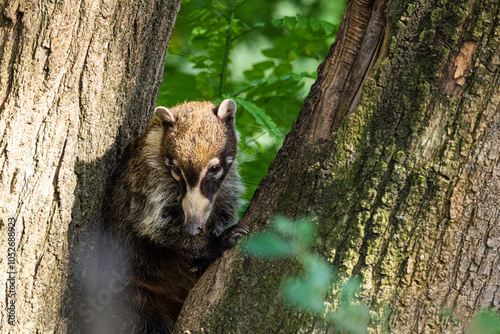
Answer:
(220, 223, 250, 249)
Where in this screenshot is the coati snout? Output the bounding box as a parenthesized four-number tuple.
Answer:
(156, 99, 238, 236)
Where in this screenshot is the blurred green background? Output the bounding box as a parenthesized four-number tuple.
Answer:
(157, 0, 346, 210)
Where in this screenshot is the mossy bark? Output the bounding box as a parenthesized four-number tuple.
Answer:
(0, 0, 180, 332)
(175, 0, 500, 333)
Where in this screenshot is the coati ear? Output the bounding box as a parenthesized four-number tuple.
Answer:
(217, 99, 237, 121)
(155, 106, 177, 127)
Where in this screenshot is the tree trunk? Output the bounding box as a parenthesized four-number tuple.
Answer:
(0, 0, 180, 332)
(174, 0, 500, 333)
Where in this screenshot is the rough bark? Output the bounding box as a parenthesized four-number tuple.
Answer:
(175, 0, 500, 333)
(0, 0, 181, 332)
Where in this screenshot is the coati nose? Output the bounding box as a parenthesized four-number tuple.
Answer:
(182, 186, 212, 236)
(186, 222, 203, 236)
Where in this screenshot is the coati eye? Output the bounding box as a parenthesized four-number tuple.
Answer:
(209, 165, 221, 176)
(206, 158, 223, 180)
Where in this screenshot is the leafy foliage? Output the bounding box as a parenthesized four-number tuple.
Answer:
(157, 0, 345, 209)
(242, 216, 370, 334)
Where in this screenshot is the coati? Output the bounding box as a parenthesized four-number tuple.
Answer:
(102, 99, 248, 333)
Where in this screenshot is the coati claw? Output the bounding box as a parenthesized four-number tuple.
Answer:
(221, 223, 250, 248)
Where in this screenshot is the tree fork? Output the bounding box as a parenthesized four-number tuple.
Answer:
(175, 0, 500, 333)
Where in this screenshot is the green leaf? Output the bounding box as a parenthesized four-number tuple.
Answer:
(302, 255, 333, 290)
(468, 309, 500, 334)
(252, 60, 275, 71)
(261, 48, 287, 59)
(231, 97, 284, 138)
(310, 18, 321, 31)
(272, 216, 294, 235)
(322, 21, 335, 35)
(324, 276, 370, 333)
(271, 18, 282, 27)
(327, 304, 370, 334)
(243, 69, 264, 81)
(274, 63, 293, 77)
(241, 233, 294, 259)
(281, 277, 326, 314)
(270, 216, 316, 247)
(274, 36, 295, 50)
(295, 218, 316, 247)
(191, 26, 208, 36)
(340, 277, 363, 305)
(256, 141, 266, 153)
(284, 16, 297, 29)
(296, 16, 308, 29)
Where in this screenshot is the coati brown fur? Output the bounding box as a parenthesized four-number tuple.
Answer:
(102, 99, 247, 333)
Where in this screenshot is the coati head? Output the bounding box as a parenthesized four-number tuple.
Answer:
(155, 99, 238, 236)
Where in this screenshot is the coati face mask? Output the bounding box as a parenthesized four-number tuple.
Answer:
(155, 99, 238, 236)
